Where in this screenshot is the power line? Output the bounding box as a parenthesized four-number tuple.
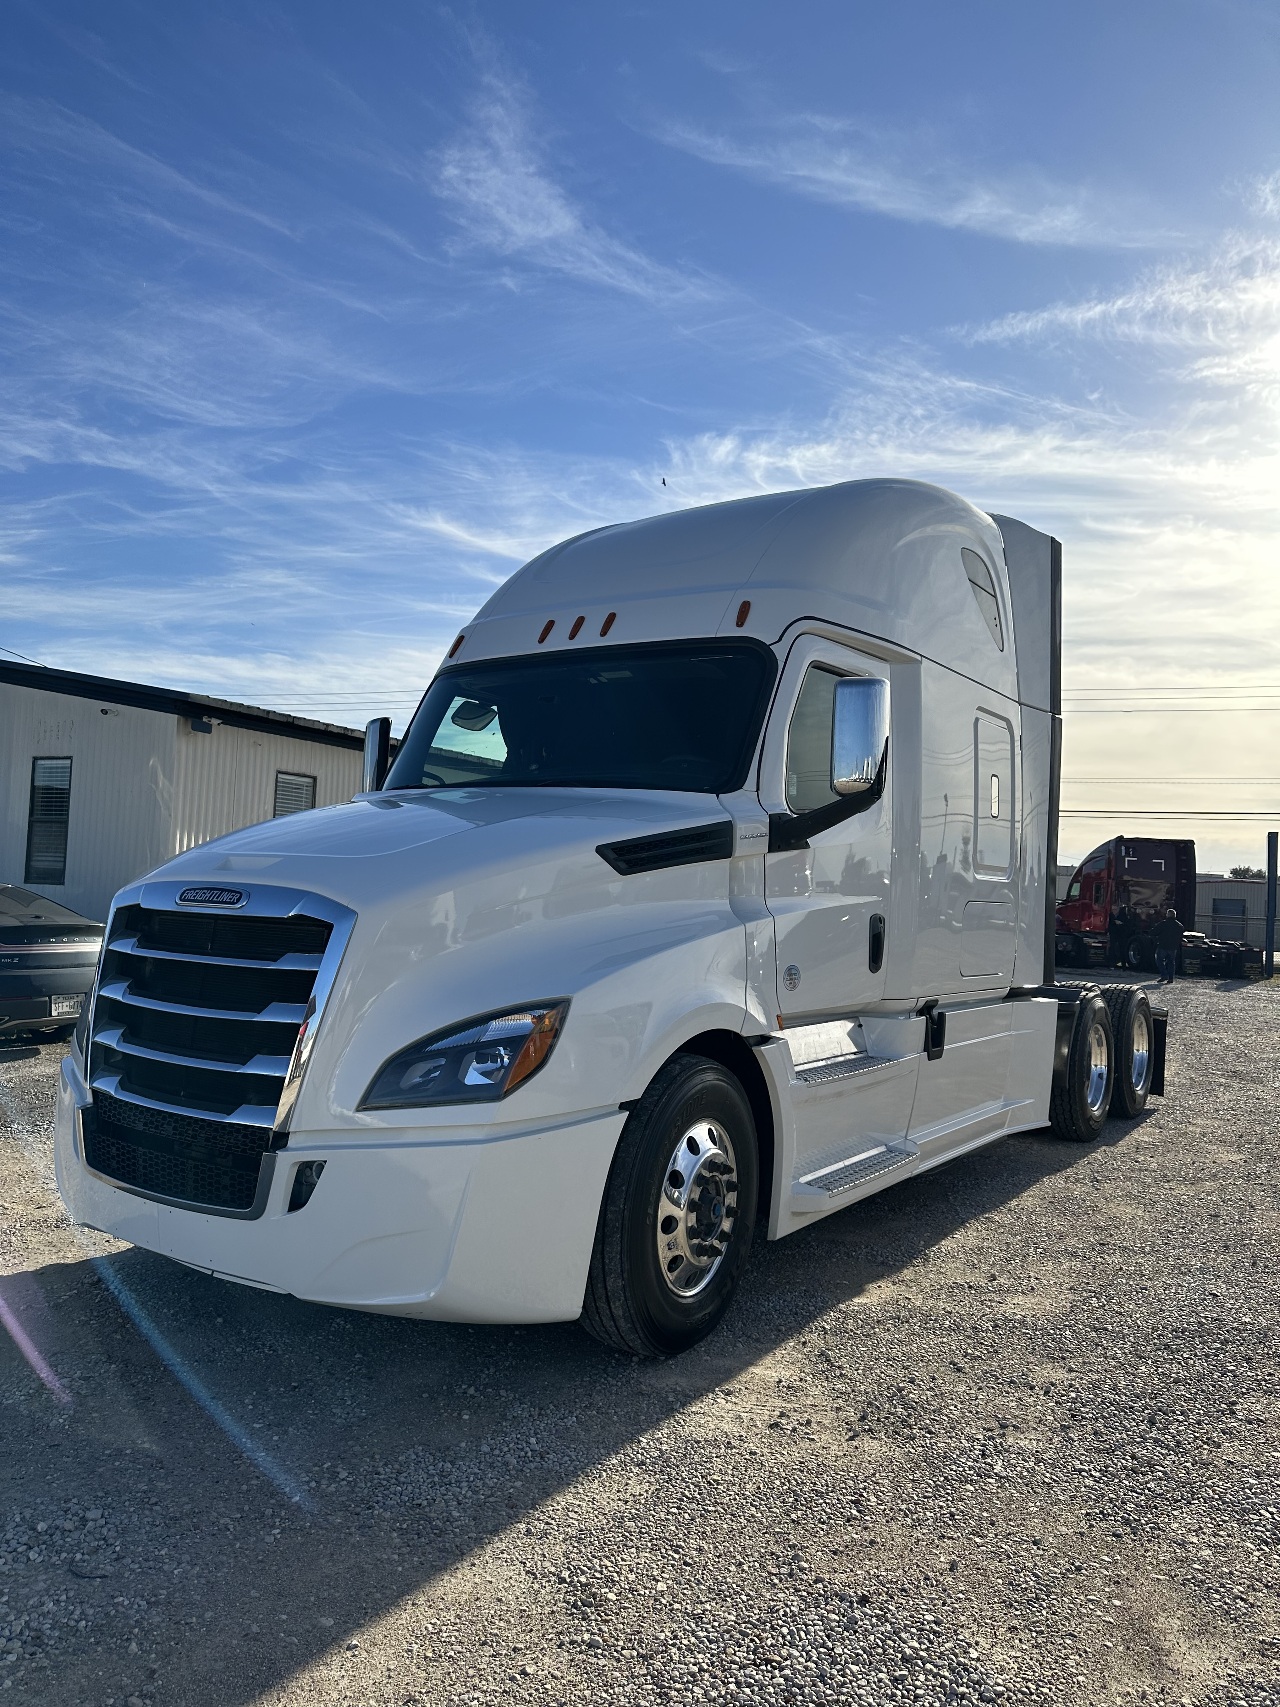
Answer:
(1059, 810, 1279, 819)
(1065, 685, 1280, 695)
(1063, 707, 1280, 715)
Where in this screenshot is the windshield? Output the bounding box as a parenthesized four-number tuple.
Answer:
(385, 640, 777, 795)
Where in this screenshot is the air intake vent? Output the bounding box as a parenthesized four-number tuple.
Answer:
(596, 820, 734, 876)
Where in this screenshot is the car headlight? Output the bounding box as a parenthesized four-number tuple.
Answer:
(359, 1001, 569, 1110)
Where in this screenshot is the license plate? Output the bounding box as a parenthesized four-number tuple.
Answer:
(51, 995, 83, 1018)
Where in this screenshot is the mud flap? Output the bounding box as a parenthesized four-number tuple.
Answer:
(1149, 1005, 1167, 1097)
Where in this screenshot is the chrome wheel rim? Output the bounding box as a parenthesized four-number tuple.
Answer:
(656, 1119, 739, 1298)
(1086, 1020, 1111, 1116)
(1130, 1010, 1151, 1095)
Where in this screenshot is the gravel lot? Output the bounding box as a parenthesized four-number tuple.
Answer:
(2, 972, 1278, 1707)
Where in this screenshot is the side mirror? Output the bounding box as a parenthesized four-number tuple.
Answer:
(831, 677, 889, 797)
(363, 717, 392, 793)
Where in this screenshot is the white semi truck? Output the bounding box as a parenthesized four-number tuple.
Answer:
(55, 479, 1165, 1355)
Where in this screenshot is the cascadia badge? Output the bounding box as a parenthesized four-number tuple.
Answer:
(177, 886, 246, 907)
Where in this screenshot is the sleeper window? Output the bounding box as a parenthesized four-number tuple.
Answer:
(962, 548, 1004, 650)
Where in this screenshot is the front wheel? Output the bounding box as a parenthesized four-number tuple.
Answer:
(581, 1054, 759, 1356)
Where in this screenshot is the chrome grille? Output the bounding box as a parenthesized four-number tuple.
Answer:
(83, 884, 354, 1217)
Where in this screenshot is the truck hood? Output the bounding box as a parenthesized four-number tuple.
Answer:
(145, 788, 749, 1126)
(148, 787, 733, 915)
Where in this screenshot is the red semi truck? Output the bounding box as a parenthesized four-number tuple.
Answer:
(1056, 837, 1197, 970)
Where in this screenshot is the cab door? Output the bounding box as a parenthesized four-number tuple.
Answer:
(760, 635, 892, 1022)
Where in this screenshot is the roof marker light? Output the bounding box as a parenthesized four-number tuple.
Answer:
(736, 600, 751, 628)
(538, 620, 555, 644)
(600, 611, 616, 636)
(448, 633, 466, 659)
(568, 616, 584, 639)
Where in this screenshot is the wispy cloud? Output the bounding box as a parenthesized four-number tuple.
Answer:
(1249, 169, 1280, 220)
(432, 74, 713, 303)
(655, 112, 1168, 249)
(962, 235, 1280, 399)
(0, 96, 294, 236)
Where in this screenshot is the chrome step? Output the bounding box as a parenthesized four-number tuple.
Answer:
(97, 980, 306, 1026)
(794, 1054, 894, 1087)
(791, 1141, 916, 1212)
(108, 936, 322, 972)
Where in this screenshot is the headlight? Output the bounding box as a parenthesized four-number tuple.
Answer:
(359, 1001, 569, 1110)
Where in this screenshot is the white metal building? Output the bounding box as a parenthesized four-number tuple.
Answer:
(1195, 875, 1279, 949)
(1, 661, 364, 922)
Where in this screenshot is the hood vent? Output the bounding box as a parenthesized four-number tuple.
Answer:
(597, 820, 734, 876)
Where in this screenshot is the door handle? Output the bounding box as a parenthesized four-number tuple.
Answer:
(868, 913, 885, 974)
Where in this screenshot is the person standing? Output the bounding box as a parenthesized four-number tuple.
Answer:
(1154, 907, 1184, 984)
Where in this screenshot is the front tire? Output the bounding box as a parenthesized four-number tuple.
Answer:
(1050, 991, 1114, 1143)
(582, 1054, 759, 1357)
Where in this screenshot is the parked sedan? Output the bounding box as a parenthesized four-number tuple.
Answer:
(0, 886, 103, 1041)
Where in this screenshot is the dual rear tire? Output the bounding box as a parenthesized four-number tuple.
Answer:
(1102, 984, 1156, 1118)
(1050, 982, 1155, 1141)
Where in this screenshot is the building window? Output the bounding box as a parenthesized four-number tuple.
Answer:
(25, 757, 73, 885)
(274, 771, 317, 817)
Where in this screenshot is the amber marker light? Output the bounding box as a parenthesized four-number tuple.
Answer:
(506, 1004, 569, 1092)
(448, 632, 466, 658)
(568, 615, 585, 639)
(600, 611, 617, 635)
(736, 600, 751, 627)
(538, 619, 555, 643)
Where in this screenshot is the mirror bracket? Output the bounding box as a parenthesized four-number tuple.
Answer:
(767, 745, 888, 852)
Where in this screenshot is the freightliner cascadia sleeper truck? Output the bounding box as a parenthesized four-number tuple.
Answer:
(55, 480, 1166, 1355)
(1055, 836, 1197, 970)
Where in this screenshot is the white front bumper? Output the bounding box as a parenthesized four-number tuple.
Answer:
(55, 1056, 624, 1323)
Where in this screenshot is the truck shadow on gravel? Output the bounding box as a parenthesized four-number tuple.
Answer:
(4, 1120, 1126, 1707)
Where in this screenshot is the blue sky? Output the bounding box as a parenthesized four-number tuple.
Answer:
(3, 1, 1280, 868)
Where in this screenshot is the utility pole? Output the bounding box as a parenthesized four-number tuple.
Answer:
(1266, 830, 1278, 979)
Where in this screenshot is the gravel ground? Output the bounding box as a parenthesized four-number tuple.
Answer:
(1, 971, 1278, 1707)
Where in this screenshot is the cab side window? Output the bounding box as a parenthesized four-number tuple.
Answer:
(785, 665, 841, 814)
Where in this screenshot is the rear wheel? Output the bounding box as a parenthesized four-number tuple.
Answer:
(1124, 935, 1147, 971)
(582, 1054, 759, 1357)
(1050, 991, 1114, 1142)
(1101, 984, 1154, 1119)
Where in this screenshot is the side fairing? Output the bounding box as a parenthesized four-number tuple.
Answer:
(1015, 706, 1055, 985)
